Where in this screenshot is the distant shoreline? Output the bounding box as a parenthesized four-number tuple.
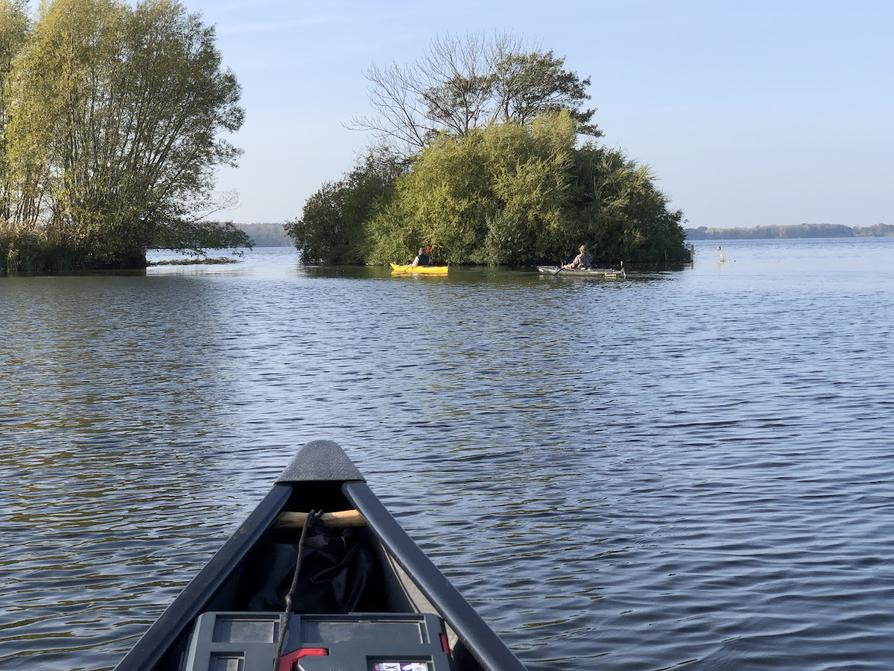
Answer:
(234, 223, 290, 247)
(685, 223, 893, 240)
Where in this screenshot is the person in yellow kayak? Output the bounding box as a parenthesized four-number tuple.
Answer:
(411, 244, 432, 267)
(562, 244, 592, 269)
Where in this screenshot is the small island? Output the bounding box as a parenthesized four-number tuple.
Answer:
(1, 11, 688, 275)
(285, 36, 692, 268)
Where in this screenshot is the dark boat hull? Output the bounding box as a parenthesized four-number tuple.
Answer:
(116, 441, 525, 671)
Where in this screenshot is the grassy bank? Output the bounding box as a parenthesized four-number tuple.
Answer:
(0, 228, 148, 274)
(147, 256, 239, 266)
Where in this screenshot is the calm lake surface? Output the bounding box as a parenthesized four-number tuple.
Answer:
(2, 238, 894, 670)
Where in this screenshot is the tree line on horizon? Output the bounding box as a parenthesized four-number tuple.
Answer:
(234, 223, 292, 247)
(0, 0, 249, 274)
(286, 35, 690, 267)
(685, 223, 894, 240)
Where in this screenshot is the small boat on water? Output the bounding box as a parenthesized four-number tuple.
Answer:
(537, 264, 626, 279)
(116, 441, 524, 671)
(390, 263, 449, 275)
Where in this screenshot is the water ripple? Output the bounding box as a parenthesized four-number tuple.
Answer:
(2, 240, 894, 669)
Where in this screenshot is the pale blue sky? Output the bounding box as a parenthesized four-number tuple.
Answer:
(188, 0, 893, 228)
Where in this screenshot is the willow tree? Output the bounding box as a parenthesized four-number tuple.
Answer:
(365, 112, 688, 266)
(368, 112, 577, 265)
(285, 150, 405, 265)
(0, 0, 29, 225)
(567, 144, 688, 264)
(4, 0, 247, 268)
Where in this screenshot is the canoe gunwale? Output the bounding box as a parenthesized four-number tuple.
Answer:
(113, 484, 292, 671)
(344, 481, 526, 671)
(114, 441, 525, 671)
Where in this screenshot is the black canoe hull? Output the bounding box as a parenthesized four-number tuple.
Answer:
(115, 440, 525, 671)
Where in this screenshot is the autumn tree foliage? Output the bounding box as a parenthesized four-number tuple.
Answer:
(0, 0, 248, 273)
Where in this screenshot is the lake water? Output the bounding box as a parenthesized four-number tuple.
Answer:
(2, 238, 894, 670)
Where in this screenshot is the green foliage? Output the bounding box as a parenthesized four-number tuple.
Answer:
(0, 220, 145, 273)
(567, 143, 688, 264)
(0, 223, 44, 273)
(152, 220, 251, 255)
(285, 151, 404, 264)
(0, 0, 29, 221)
(479, 114, 575, 263)
(0, 1, 26, 70)
(370, 131, 493, 265)
(0, 0, 245, 272)
(364, 112, 687, 266)
(359, 35, 599, 155)
(368, 114, 574, 265)
(490, 49, 598, 136)
(302, 36, 689, 268)
(298, 113, 689, 268)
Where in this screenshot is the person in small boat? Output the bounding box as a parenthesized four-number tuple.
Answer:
(563, 244, 592, 269)
(411, 245, 431, 266)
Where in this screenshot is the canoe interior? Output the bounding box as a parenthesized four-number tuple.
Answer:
(152, 480, 486, 671)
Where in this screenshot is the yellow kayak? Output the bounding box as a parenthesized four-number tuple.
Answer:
(390, 263, 448, 275)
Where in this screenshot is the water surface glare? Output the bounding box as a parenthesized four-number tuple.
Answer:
(2, 239, 894, 670)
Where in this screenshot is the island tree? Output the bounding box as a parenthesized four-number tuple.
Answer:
(0, 0, 28, 225)
(289, 35, 689, 267)
(1, 0, 248, 273)
(354, 34, 600, 156)
(367, 112, 687, 266)
(286, 150, 404, 265)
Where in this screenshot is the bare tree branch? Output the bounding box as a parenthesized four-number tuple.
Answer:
(351, 33, 600, 154)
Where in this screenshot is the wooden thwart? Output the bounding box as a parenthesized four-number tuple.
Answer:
(274, 509, 366, 528)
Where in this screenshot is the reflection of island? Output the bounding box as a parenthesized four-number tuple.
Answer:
(686, 223, 894, 240)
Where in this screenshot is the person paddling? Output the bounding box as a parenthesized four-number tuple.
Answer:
(563, 244, 592, 269)
(411, 245, 431, 267)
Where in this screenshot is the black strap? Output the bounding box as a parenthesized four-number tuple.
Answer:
(273, 509, 323, 669)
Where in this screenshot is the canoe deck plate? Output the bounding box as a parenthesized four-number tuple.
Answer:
(276, 440, 365, 483)
(182, 612, 452, 671)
